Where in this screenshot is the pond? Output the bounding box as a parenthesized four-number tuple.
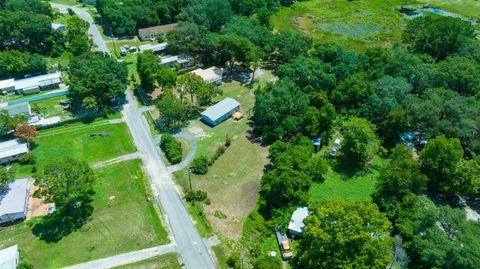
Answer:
(397, 4, 478, 25)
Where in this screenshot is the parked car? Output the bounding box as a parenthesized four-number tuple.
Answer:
(120, 47, 127, 56)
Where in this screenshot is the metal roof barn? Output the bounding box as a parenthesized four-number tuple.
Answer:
(200, 98, 240, 126)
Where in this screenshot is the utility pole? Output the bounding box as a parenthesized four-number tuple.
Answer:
(188, 168, 192, 190)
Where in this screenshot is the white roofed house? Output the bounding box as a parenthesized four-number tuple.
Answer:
(0, 179, 29, 225)
(160, 55, 194, 68)
(0, 139, 29, 164)
(200, 98, 240, 127)
(138, 42, 168, 54)
(287, 207, 310, 237)
(190, 67, 224, 85)
(0, 79, 15, 94)
(14, 72, 62, 95)
(138, 23, 178, 41)
(0, 245, 19, 269)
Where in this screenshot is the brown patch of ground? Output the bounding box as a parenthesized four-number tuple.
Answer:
(147, 88, 163, 102)
(27, 181, 52, 220)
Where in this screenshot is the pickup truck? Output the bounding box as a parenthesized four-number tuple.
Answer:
(275, 230, 293, 260)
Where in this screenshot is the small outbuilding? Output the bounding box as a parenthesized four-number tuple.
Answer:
(138, 23, 178, 41)
(0, 245, 19, 269)
(287, 207, 310, 237)
(190, 67, 224, 84)
(138, 42, 168, 54)
(0, 139, 29, 164)
(0, 179, 29, 225)
(201, 98, 240, 127)
(51, 23, 66, 32)
(0, 79, 15, 94)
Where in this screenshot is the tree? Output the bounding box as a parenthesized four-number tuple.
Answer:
(0, 50, 47, 79)
(374, 145, 427, 209)
(160, 134, 182, 164)
(332, 72, 372, 113)
(177, 73, 208, 106)
(269, 31, 311, 65)
(197, 84, 222, 106)
(34, 157, 95, 215)
(155, 90, 186, 129)
(65, 15, 91, 55)
(340, 117, 379, 167)
(15, 124, 38, 148)
(380, 109, 410, 150)
(252, 79, 309, 142)
(0, 166, 12, 189)
(0, 110, 26, 135)
(437, 56, 480, 96)
(179, 0, 232, 32)
(308, 155, 328, 182)
(297, 200, 394, 269)
(157, 67, 177, 89)
(137, 50, 161, 92)
(419, 136, 464, 195)
(68, 52, 128, 110)
(403, 16, 475, 61)
(190, 156, 209, 175)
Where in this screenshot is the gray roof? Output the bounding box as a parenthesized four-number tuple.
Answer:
(5, 102, 30, 117)
(0, 179, 29, 217)
(0, 245, 18, 269)
(0, 139, 29, 160)
(14, 72, 61, 91)
(288, 207, 309, 234)
(201, 98, 240, 122)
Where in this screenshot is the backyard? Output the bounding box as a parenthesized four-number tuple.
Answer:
(11, 118, 135, 177)
(0, 160, 168, 268)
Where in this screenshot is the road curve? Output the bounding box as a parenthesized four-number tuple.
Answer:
(50, 3, 110, 55)
(122, 89, 216, 269)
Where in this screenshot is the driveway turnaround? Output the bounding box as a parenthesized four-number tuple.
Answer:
(122, 90, 216, 269)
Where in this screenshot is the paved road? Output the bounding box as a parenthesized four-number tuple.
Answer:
(50, 3, 110, 54)
(62, 243, 177, 269)
(168, 131, 198, 173)
(122, 89, 216, 269)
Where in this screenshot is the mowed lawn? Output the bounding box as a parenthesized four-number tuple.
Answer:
(0, 160, 169, 268)
(114, 253, 182, 269)
(272, 0, 407, 51)
(309, 156, 389, 202)
(12, 120, 136, 176)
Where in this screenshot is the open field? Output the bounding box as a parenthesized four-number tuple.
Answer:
(12, 119, 136, 176)
(309, 156, 389, 202)
(174, 74, 273, 240)
(0, 160, 168, 268)
(272, 0, 479, 51)
(31, 95, 71, 119)
(114, 253, 182, 269)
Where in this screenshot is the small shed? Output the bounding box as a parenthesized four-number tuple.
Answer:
(0, 139, 29, 164)
(0, 245, 19, 269)
(51, 23, 66, 32)
(287, 207, 310, 237)
(201, 98, 240, 126)
(0, 179, 29, 225)
(138, 23, 178, 41)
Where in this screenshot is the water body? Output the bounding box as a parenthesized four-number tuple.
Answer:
(397, 5, 478, 26)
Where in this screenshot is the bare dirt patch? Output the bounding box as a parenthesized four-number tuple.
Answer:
(27, 181, 52, 220)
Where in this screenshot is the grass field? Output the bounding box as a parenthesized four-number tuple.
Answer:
(418, 0, 480, 19)
(0, 160, 168, 268)
(113, 253, 182, 269)
(31, 96, 71, 119)
(174, 75, 273, 240)
(309, 156, 388, 202)
(12, 120, 136, 177)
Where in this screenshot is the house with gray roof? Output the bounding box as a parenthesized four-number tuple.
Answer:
(0, 179, 29, 225)
(0, 245, 19, 269)
(287, 207, 310, 237)
(0, 102, 31, 118)
(0, 139, 29, 164)
(201, 98, 240, 127)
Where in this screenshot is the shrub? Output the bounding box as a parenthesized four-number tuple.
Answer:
(226, 251, 241, 269)
(254, 256, 281, 269)
(210, 145, 227, 165)
(190, 156, 209, 174)
(18, 153, 36, 165)
(225, 134, 232, 147)
(160, 134, 182, 164)
(184, 189, 208, 202)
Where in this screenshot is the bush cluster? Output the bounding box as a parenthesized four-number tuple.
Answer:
(184, 189, 208, 203)
(190, 156, 209, 174)
(160, 134, 182, 164)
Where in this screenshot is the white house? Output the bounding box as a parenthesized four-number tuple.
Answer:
(0, 179, 29, 225)
(0, 79, 15, 94)
(0, 245, 19, 269)
(190, 67, 224, 84)
(138, 42, 168, 54)
(14, 72, 62, 95)
(138, 23, 177, 41)
(160, 55, 194, 68)
(0, 139, 29, 164)
(287, 207, 310, 236)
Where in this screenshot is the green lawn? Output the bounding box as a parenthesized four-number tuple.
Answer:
(309, 156, 389, 202)
(12, 120, 136, 177)
(49, 0, 79, 6)
(30, 96, 71, 119)
(114, 253, 182, 269)
(0, 160, 168, 268)
(272, 0, 407, 51)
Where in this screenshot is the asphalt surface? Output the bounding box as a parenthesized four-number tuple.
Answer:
(50, 3, 110, 55)
(62, 243, 177, 269)
(122, 90, 216, 269)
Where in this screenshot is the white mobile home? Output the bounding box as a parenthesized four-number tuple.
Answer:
(0, 139, 29, 164)
(0, 245, 19, 269)
(287, 207, 310, 237)
(190, 67, 224, 84)
(0, 179, 29, 225)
